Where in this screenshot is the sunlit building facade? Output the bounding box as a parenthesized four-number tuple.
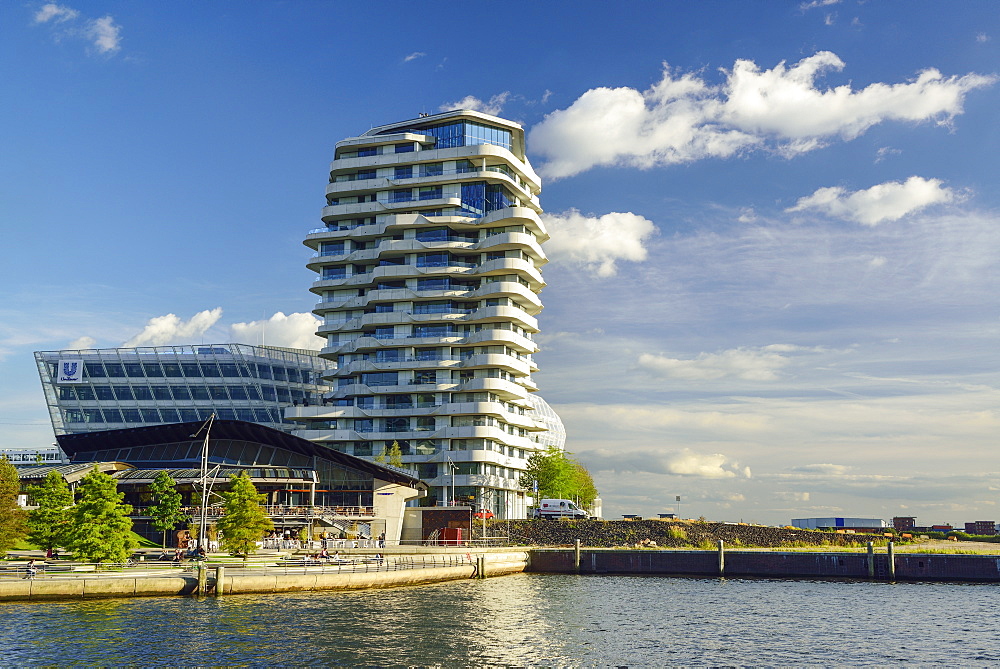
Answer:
(35, 344, 329, 435)
(287, 110, 564, 519)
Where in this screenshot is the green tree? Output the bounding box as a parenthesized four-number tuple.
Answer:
(25, 470, 74, 554)
(374, 444, 386, 464)
(387, 440, 403, 468)
(148, 470, 188, 549)
(65, 467, 138, 564)
(217, 472, 273, 559)
(519, 447, 598, 509)
(0, 457, 28, 554)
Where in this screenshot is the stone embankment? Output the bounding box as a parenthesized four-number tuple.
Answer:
(502, 519, 883, 548)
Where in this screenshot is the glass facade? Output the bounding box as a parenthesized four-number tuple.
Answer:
(35, 344, 330, 435)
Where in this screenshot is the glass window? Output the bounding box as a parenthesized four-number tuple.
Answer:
(357, 147, 377, 157)
(394, 166, 412, 179)
(235, 408, 255, 422)
(375, 349, 401, 362)
(85, 363, 106, 378)
(190, 386, 210, 400)
(200, 363, 221, 378)
(418, 186, 442, 200)
(75, 385, 96, 400)
(273, 367, 288, 382)
(103, 408, 124, 423)
(217, 408, 237, 420)
(113, 386, 134, 401)
(105, 363, 125, 377)
(354, 441, 373, 456)
(142, 363, 163, 377)
(253, 408, 274, 423)
(229, 386, 248, 401)
(354, 419, 374, 432)
(209, 386, 229, 400)
(95, 386, 114, 401)
(256, 364, 273, 380)
(171, 386, 191, 401)
(389, 188, 412, 203)
(416, 252, 449, 267)
(362, 372, 398, 386)
(322, 267, 347, 280)
(83, 409, 103, 423)
(356, 169, 376, 180)
(276, 387, 291, 402)
(320, 241, 345, 255)
(178, 409, 200, 422)
(220, 364, 239, 378)
(374, 326, 394, 340)
(58, 386, 75, 400)
(181, 363, 201, 377)
(420, 162, 443, 177)
(162, 363, 183, 378)
(124, 363, 144, 378)
(416, 417, 435, 431)
(260, 386, 276, 401)
(122, 409, 142, 423)
(416, 227, 448, 242)
(413, 370, 436, 384)
(245, 386, 261, 401)
(394, 143, 414, 153)
(132, 386, 152, 400)
(140, 408, 161, 422)
(385, 417, 408, 432)
(151, 386, 172, 401)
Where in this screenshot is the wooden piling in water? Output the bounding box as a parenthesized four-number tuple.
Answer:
(718, 539, 725, 576)
(866, 542, 875, 579)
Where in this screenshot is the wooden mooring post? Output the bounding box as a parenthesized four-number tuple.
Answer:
(215, 565, 226, 595)
(866, 542, 875, 579)
(717, 539, 725, 576)
(574, 539, 581, 574)
(197, 563, 207, 595)
(887, 542, 896, 580)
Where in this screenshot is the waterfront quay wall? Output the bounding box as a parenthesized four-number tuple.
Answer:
(0, 550, 528, 602)
(528, 548, 1000, 581)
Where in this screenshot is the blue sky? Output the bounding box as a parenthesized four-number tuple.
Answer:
(2, 1, 999, 525)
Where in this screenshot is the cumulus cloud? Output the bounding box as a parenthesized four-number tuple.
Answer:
(32, 4, 122, 55)
(542, 209, 656, 277)
(787, 176, 957, 226)
(775, 491, 811, 501)
(439, 92, 510, 116)
(34, 3, 78, 23)
(66, 336, 96, 350)
(85, 15, 121, 54)
(875, 146, 901, 163)
(122, 308, 223, 347)
(529, 52, 995, 178)
(403, 51, 425, 62)
(229, 312, 322, 351)
(584, 447, 748, 479)
(638, 344, 817, 381)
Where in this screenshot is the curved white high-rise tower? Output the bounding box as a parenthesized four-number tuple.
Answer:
(289, 110, 560, 518)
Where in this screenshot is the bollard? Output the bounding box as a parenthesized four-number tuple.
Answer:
(717, 539, 725, 576)
(215, 565, 226, 596)
(574, 539, 581, 574)
(866, 542, 875, 579)
(197, 563, 207, 596)
(477, 555, 487, 579)
(887, 542, 895, 581)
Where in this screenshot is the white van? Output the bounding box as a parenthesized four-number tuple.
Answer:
(534, 499, 588, 519)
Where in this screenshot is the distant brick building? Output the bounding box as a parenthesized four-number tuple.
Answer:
(893, 516, 916, 532)
(964, 520, 997, 536)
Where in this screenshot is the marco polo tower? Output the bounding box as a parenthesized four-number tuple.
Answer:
(288, 110, 563, 519)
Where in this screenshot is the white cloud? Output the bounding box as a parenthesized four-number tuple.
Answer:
(403, 51, 425, 62)
(229, 312, 322, 351)
(789, 463, 852, 475)
(122, 308, 223, 347)
(874, 146, 901, 163)
(976, 33, 990, 43)
(541, 209, 656, 277)
(85, 16, 121, 54)
(775, 491, 811, 501)
(787, 176, 957, 226)
(585, 447, 747, 479)
(439, 92, 510, 116)
(32, 4, 122, 55)
(638, 345, 816, 381)
(529, 53, 995, 178)
(66, 336, 96, 350)
(800, 0, 839, 10)
(34, 3, 78, 23)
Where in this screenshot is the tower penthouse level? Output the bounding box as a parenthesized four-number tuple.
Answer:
(287, 110, 561, 519)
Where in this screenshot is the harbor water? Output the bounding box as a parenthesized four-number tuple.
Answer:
(2, 573, 999, 665)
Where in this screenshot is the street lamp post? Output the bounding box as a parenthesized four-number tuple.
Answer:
(191, 414, 216, 552)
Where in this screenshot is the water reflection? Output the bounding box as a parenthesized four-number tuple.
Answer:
(3, 575, 1000, 665)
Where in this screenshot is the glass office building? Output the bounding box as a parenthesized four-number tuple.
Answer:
(35, 344, 330, 435)
(287, 110, 565, 519)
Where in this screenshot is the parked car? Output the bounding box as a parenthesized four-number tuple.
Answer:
(473, 510, 494, 519)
